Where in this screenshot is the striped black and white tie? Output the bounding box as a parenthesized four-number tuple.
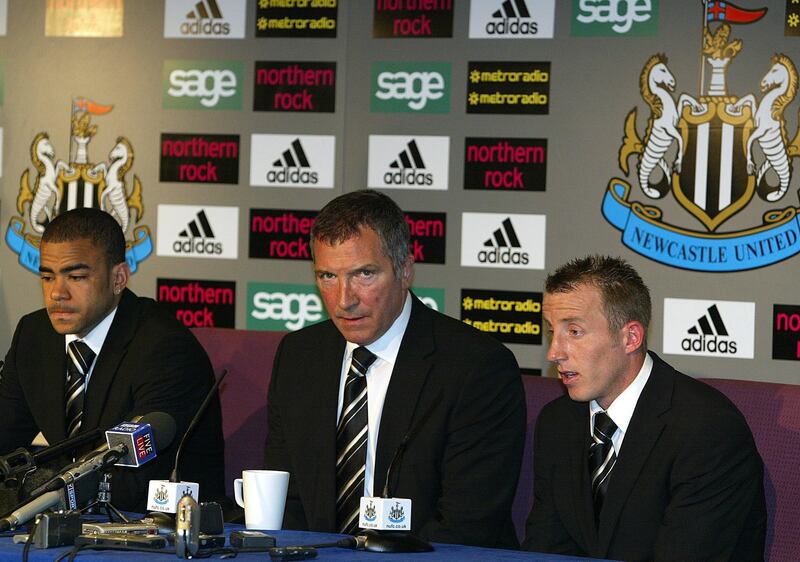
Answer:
(589, 410, 618, 521)
(335, 346, 377, 535)
(65, 340, 96, 438)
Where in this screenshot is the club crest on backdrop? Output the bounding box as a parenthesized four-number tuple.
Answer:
(6, 98, 152, 274)
(603, 3, 800, 272)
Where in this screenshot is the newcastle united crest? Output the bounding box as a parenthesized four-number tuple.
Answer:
(6, 98, 152, 274)
(603, 2, 800, 271)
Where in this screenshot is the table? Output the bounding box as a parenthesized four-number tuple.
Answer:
(0, 527, 602, 561)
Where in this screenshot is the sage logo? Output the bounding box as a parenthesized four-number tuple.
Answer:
(461, 213, 546, 270)
(368, 135, 449, 190)
(469, 0, 555, 39)
(413, 287, 445, 312)
(164, 0, 246, 38)
(163, 60, 243, 110)
(773, 304, 800, 361)
(157, 205, 239, 259)
(371, 62, 450, 113)
(663, 298, 754, 359)
(250, 134, 335, 188)
(572, 0, 659, 36)
(157, 278, 235, 328)
(248, 283, 328, 331)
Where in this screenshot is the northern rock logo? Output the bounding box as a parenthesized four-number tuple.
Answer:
(602, 4, 800, 272)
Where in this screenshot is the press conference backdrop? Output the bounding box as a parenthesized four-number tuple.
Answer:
(0, 0, 797, 384)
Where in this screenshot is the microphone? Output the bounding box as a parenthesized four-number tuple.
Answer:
(147, 369, 228, 513)
(0, 491, 64, 532)
(30, 412, 176, 497)
(353, 394, 440, 552)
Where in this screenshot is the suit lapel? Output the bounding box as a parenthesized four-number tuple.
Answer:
(597, 353, 672, 554)
(374, 296, 435, 495)
(302, 325, 345, 530)
(566, 400, 599, 552)
(81, 290, 137, 430)
(33, 326, 70, 443)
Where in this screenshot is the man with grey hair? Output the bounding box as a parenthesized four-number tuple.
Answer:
(264, 189, 526, 548)
(523, 255, 765, 560)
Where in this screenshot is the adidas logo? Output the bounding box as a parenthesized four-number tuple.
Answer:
(384, 140, 433, 186)
(266, 139, 318, 184)
(186, 0, 222, 19)
(486, 0, 538, 35)
(478, 218, 529, 264)
(181, 0, 230, 35)
(174, 210, 223, 255)
(681, 304, 737, 354)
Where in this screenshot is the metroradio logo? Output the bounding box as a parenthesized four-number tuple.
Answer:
(250, 134, 335, 188)
(164, 0, 246, 38)
(461, 212, 546, 269)
(663, 298, 754, 359)
(157, 205, 238, 259)
(469, 0, 555, 38)
(368, 135, 449, 190)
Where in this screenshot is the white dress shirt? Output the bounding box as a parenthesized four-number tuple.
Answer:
(336, 292, 412, 497)
(64, 306, 118, 389)
(589, 352, 653, 455)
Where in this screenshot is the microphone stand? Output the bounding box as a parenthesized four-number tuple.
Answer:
(80, 472, 129, 522)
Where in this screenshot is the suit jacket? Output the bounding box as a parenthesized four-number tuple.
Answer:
(523, 352, 766, 561)
(264, 294, 526, 548)
(0, 289, 225, 511)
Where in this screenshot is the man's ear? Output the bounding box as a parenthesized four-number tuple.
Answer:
(622, 320, 646, 354)
(112, 261, 131, 295)
(401, 254, 415, 290)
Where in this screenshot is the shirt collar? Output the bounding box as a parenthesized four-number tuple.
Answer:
(65, 306, 119, 357)
(590, 352, 653, 434)
(345, 292, 412, 367)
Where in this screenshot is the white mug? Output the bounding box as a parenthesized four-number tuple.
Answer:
(233, 470, 290, 530)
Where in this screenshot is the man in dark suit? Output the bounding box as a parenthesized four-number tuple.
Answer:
(264, 190, 525, 548)
(0, 208, 225, 512)
(523, 255, 766, 561)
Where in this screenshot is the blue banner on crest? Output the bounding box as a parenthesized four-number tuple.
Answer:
(5, 217, 152, 274)
(602, 179, 800, 272)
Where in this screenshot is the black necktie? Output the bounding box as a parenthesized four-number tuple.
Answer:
(589, 410, 618, 521)
(65, 340, 96, 438)
(335, 346, 377, 535)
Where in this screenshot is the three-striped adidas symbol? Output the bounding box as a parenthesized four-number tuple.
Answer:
(186, 0, 222, 19)
(681, 304, 737, 354)
(483, 217, 521, 248)
(687, 304, 729, 337)
(486, 0, 538, 36)
(174, 210, 223, 255)
(478, 218, 529, 264)
(384, 140, 433, 186)
(267, 139, 319, 184)
(181, 0, 230, 36)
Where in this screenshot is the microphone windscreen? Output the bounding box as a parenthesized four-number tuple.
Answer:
(137, 412, 177, 451)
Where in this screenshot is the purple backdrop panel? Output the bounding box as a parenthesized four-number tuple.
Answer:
(192, 327, 285, 498)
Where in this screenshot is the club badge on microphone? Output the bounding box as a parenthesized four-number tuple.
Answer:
(146, 480, 199, 514)
(358, 497, 412, 531)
